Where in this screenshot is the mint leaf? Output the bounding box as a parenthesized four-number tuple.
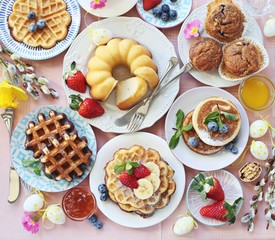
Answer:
(22, 159, 40, 167)
(217, 117, 224, 129)
(33, 167, 41, 176)
(169, 130, 181, 149)
(129, 161, 139, 168)
(44, 173, 53, 179)
(203, 111, 219, 124)
(114, 162, 126, 174)
(176, 109, 185, 129)
(181, 123, 193, 132)
(126, 162, 133, 171)
(221, 111, 237, 121)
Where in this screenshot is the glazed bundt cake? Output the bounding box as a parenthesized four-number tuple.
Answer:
(86, 38, 159, 110)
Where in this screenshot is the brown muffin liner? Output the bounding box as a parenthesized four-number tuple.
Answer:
(218, 37, 269, 82)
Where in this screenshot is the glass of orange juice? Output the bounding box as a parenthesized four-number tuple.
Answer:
(238, 75, 274, 111)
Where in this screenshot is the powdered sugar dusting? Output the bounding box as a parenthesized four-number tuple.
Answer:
(197, 129, 224, 146)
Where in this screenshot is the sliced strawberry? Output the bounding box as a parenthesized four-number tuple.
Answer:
(69, 94, 104, 118)
(191, 173, 224, 201)
(119, 170, 138, 189)
(133, 164, 151, 179)
(200, 197, 243, 224)
(64, 61, 86, 93)
(143, 0, 162, 11)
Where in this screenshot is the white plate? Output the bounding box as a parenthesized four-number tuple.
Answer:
(78, 0, 137, 17)
(11, 106, 97, 192)
(136, 0, 192, 29)
(177, 4, 263, 87)
(89, 132, 185, 228)
(63, 17, 180, 133)
(0, 0, 80, 60)
(186, 170, 243, 226)
(165, 86, 249, 171)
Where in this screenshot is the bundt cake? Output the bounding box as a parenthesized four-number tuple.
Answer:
(86, 38, 159, 110)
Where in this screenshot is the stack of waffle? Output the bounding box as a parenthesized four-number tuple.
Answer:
(25, 110, 92, 181)
(105, 145, 176, 218)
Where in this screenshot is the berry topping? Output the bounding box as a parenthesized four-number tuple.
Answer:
(133, 164, 151, 179)
(88, 214, 103, 229)
(231, 146, 238, 154)
(231, 135, 238, 143)
(98, 184, 108, 193)
(100, 193, 108, 201)
(170, 0, 177, 2)
(94, 220, 103, 229)
(161, 4, 170, 13)
(37, 19, 46, 29)
(224, 142, 234, 151)
(169, 9, 178, 20)
(161, 12, 170, 22)
(88, 214, 98, 224)
(27, 11, 36, 20)
(119, 170, 138, 189)
(219, 124, 229, 134)
(152, 8, 162, 18)
(188, 137, 199, 147)
(143, 0, 162, 11)
(28, 23, 37, 33)
(207, 121, 218, 132)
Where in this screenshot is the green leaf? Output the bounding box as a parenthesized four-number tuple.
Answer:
(180, 123, 193, 132)
(44, 173, 53, 179)
(22, 159, 40, 167)
(169, 130, 181, 149)
(114, 162, 126, 174)
(125, 162, 133, 171)
(70, 61, 76, 71)
(221, 111, 237, 121)
(191, 184, 203, 191)
(126, 168, 133, 175)
(69, 101, 79, 111)
(176, 109, 185, 129)
(198, 173, 205, 182)
(129, 161, 139, 168)
(205, 178, 214, 186)
(217, 117, 224, 129)
(33, 167, 41, 176)
(203, 111, 219, 124)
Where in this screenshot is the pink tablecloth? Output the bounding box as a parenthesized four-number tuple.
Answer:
(0, 1, 274, 239)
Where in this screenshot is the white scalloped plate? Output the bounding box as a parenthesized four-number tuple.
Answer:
(63, 17, 180, 133)
(186, 170, 243, 226)
(178, 4, 263, 87)
(89, 132, 185, 228)
(0, 0, 80, 60)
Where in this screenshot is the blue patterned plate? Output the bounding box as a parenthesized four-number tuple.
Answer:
(0, 0, 80, 60)
(136, 0, 192, 29)
(11, 106, 97, 192)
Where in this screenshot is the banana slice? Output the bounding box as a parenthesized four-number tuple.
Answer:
(144, 162, 160, 177)
(133, 179, 154, 200)
(145, 173, 160, 192)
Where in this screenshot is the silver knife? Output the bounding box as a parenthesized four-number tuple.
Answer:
(1, 108, 20, 203)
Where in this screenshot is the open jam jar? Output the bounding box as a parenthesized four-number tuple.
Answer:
(62, 187, 97, 221)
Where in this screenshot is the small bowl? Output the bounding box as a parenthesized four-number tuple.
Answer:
(239, 162, 262, 183)
(238, 75, 275, 112)
(62, 187, 97, 221)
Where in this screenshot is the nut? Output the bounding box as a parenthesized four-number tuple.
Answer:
(239, 162, 262, 182)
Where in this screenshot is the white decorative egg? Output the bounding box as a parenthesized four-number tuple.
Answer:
(264, 18, 275, 37)
(173, 216, 195, 235)
(250, 140, 269, 161)
(46, 205, 66, 225)
(23, 194, 44, 212)
(92, 28, 113, 45)
(249, 120, 268, 138)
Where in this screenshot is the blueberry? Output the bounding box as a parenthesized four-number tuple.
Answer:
(161, 12, 170, 22)
(100, 193, 108, 201)
(94, 220, 103, 229)
(169, 9, 178, 20)
(28, 23, 37, 32)
(161, 4, 170, 13)
(224, 142, 234, 151)
(219, 124, 229, 134)
(152, 8, 162, 18)
(231, 146, 238, 154)
(88, 214, 98, 224)
(231, 135, 238, 143)
(207, 121, 218, 132)
(188, 137, 199, 148)
(27, 11, 36, 20)
(170, 0, 177, 2)
(98, 184, 107, 193)
(36, 19, 46, 29)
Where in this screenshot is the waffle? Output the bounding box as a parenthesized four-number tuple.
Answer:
(105, 145, 176, 218)
(25, 110, 92, 181)
(8, 0, 71, 49)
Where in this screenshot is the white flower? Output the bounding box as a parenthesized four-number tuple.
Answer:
(248, 222, 254, 232)
(10, 54, 20, 60)
(260, 178, 266, 186)
(16, 63, 25, 72)
(37, 76, 49, 85)
(265, 210, 272, 220)
(40, 85, 51, 94)
(7, 63, 17, 75)
(50, 89, 59, 98)
(258, 192, 263, 201)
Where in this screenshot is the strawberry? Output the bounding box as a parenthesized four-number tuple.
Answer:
(191, 173, 224, 201)
(199, 197, 243, 224)
(143, 0, 162, 11)
(133, 164, 151, 179)
(119, 170, 138, 189)
(69, 94, 104, 118)
(64, 61, 86, 93)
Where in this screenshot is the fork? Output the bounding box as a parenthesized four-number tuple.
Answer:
(127, 61, 193, 132)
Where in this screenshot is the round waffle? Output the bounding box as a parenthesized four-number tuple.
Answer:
(182, 110, 223, 155)
(105, 145, 176, 218)
(8, 0, 71, 49)
(192, 97, 241, 146)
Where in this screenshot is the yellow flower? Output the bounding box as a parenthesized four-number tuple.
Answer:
(0, 80, 28, 108)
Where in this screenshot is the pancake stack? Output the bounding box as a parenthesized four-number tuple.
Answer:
(182, 97, 241, 155)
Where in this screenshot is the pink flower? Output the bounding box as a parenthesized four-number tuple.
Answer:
(22, 212, 40, 234)
(90, 0, 107, 9)
(184, 20, 201, 39)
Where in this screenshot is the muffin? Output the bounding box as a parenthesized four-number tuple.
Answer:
(189, 37, 223, 71)
(221, 39, 263, 79)
(205, 0, 245, 43)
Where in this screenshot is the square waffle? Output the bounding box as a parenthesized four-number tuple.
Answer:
(25, 110, 92, 182)
(8, 0, 71, 49)
(105, 145, 176, 218)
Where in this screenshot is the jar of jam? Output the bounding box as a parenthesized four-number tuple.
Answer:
(62, 187, 96, 221)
